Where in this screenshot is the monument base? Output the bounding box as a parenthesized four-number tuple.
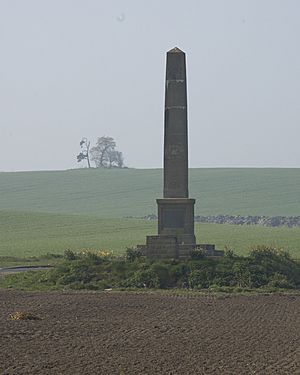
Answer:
(138, 197, 224, 259)
(139, 237, 224, 260)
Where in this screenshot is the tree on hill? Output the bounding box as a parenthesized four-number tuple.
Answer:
(77, 137, 91, 168)
(89, 136, 125, 168)
(107, 150, 124, 168)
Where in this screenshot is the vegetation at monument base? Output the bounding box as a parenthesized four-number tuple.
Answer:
(1, 247, 299, 292)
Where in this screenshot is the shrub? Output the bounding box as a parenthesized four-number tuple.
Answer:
(249, 245, 300, 287)
(232, 261, 252, 288)
(189, 269, 211, 289)
(54, 261, 99, 285)
(81, 251, 103, 265)
(64, 249, 77, 261)
(125, 247, 143, 262)
(168, 262, 189, 287)
(267, 273, 295, 289)
(150, 262, 171, 288)
(213, 258, 236, 286)
(249, 245, 291, 262)
(224, 246, 235, 258)
(128, 269, 159, 288)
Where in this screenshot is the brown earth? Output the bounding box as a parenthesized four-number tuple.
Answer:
(0, 290, 300, 375)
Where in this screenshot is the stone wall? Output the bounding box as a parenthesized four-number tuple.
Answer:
(133, 215, 300, 228)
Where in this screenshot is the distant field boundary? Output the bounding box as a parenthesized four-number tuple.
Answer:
(135, 215, 300, 228)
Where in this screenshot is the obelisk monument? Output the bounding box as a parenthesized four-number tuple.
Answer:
(144, 47, 196, 259)
(163, 47, 189, 199)
(140, 47, 223, 259)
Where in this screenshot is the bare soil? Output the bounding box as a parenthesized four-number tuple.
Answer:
(1, 290, 300, 374)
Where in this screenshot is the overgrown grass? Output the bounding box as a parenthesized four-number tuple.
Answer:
(1, 211, 299, 262)
(0, 168, 299, 217)
(1, 247, 299, 292)
(0, 254, 63, 268)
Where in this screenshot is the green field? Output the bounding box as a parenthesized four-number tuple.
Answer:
(1, 211, 299, 260)
(0, 168, 299, 263)
(0, 168, 299, 216)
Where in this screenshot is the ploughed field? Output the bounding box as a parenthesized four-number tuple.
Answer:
(1, 290, 300, 375)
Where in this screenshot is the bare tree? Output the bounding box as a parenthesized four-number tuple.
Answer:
(77, 137, 91, 168)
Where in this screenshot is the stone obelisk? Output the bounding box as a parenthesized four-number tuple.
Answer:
(163, 47, 189, 199)
(145, 47, 196, 259)
(140, 47, 223, 259)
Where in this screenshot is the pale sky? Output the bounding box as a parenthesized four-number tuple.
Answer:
(0, 0, 299, 171)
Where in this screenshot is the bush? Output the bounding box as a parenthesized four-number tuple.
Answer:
(232, 261, 252, 288)
(224, 246, 235, 258)
(64, 249, 77, 261)
(248, 245, 300, 287)
(81, 251, 103, 265)
(267, 273, 295, 289)
(168, 262, 189, 287)
(150, 262, 171, 288)
(189, 269, 212, 289)
(125, 247, 143, 262)
(128, 269, 160, 288)
(213, 258, 236, 286)
(249, 245, 291, 262)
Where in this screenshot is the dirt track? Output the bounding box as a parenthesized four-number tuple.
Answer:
(1, 290, 300, 375)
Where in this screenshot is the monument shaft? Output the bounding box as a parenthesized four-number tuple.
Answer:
(164, 48, 188, 198)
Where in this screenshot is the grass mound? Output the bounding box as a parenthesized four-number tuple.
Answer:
(1, 247, 299, 292)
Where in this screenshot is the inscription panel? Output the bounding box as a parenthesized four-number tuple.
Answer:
(162, 209, 185, 228)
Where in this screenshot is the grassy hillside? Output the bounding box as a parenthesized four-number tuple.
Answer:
(1, 169, 298, 262)
(0, 168, 299, 217)
(1, 211, 299, 259)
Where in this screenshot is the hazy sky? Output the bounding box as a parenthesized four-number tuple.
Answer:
(0, 0, 299, 171)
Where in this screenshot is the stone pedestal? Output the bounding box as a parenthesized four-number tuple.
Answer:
(143, 197, 196, 259)
(157, 198, 195, 245)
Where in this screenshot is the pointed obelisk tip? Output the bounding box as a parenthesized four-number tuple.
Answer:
(168, 46, 184, 53)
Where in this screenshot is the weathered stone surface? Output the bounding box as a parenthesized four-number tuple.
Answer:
(164, 47, 188, 199)
(146, 236, 178, 259)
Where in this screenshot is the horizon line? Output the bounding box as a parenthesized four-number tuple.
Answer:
(1, 166, 300, 173)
